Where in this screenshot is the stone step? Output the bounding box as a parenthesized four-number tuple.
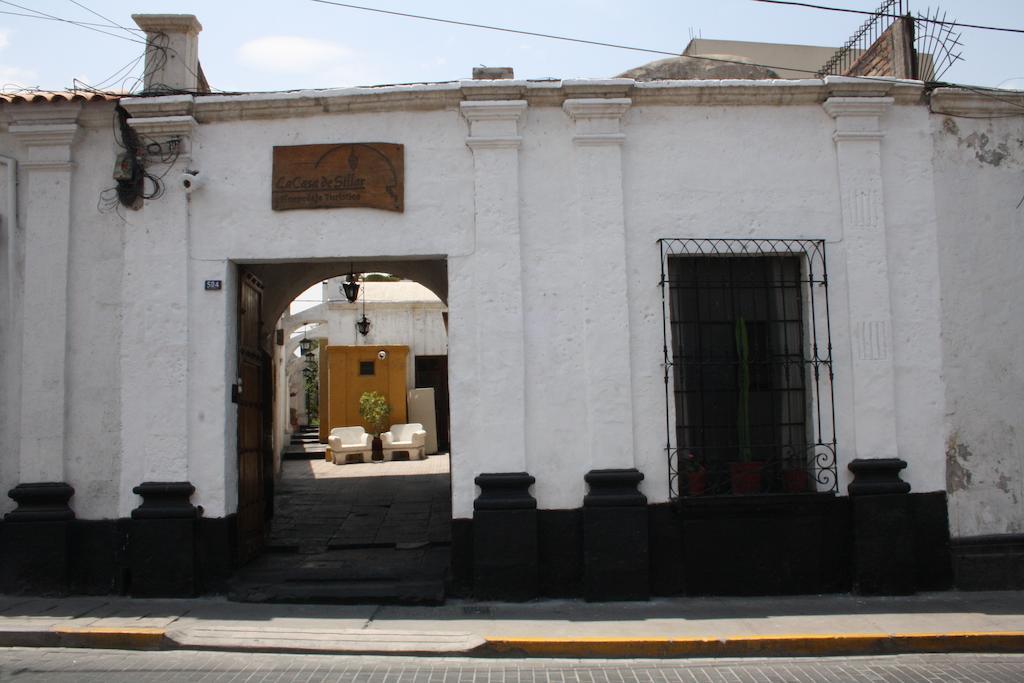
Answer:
(228, 545, 449, 605)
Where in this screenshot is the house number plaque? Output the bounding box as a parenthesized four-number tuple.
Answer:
(272, 142, 404, 212)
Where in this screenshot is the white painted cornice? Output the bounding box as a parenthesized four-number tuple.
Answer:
(462, 100, 527, 149)
(121, 94, 194, 119)
(127, 114, 197, 159)
(132, 13, 202, 34)
(9, 118, 80, 170)
(563, 98, 631, 120)
(127, 114, 197, 139)
(116, 79, 930, 125)
(824, 97, 893, 144)
(823, 96, 894, 118)
(460, 100, 528, 121)
(929, 87, 1024, 117)
(564, 98, 630, 146)
(6, 101, 81, 127)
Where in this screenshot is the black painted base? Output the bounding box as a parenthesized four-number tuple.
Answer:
(680, 493, 851, 596)
(472, 473, 538, 601)
(952, 534, 1024, 590)
(1, 520, 71, 595)
(129, 481, 199, 597)
(583, 469, 649, 601)
(2, 482, 76, 595)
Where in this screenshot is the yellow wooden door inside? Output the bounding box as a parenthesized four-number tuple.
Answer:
(326, 345, 409, 433)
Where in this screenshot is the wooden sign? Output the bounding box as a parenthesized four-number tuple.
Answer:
(272, 143, 404, 212)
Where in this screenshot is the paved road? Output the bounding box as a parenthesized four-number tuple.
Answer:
(2, 648, 1023, 682)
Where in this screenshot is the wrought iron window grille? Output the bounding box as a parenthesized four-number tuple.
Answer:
(658, 238, 838, 499)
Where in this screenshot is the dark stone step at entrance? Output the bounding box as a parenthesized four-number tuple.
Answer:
(228, 578, 445, 605)
(228, 545, 450, 605)
(282, 447, 327, 461)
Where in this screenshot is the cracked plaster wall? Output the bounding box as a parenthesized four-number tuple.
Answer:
(934, 115, 1024, 537)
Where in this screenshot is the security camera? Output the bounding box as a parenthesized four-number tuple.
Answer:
(378, 350, 387, 360)
(180, 170, 204, 193)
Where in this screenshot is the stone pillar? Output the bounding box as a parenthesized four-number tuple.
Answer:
(473, 473, 537, 600)
(119, 111, 199, 596)
(848, 458, 915, 594)
(562, 99, 648, 601)
(10, 105, 79, 488)
(129, 481, 198, 597)
(459, 100, 528, 474)
(460, 101, 538, 599)
(2, 105, 80, 594)
(563, 98, 636, 471)
(824, 97, 900, 463)
(583, 468, 649, 601)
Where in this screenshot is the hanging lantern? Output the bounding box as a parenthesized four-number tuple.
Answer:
(356, 314, 371, 336)
(299, 337, 313, 354)
(341, 272, 360, 303)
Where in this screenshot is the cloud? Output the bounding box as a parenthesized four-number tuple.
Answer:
(237, 36, 352, 73)
(0, 65, 38, 90)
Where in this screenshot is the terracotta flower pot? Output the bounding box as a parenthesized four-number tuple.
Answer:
(782, 469, 808, 493)
(685, 470, 707, 496)
(730, 462, 763, 495)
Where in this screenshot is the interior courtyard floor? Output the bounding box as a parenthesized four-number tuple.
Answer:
(228, 453, 452, 605)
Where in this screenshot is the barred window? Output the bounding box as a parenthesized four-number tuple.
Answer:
(659, 239, 837, 498)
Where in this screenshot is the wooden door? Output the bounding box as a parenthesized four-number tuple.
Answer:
(326, 345, 409, 432)
(237, 272, 266, 563)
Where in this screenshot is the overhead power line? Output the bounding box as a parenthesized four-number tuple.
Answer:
(65, 0, 144, 37)
(308, 0, 833, 75)
(306, 0, 1024, 117)
(308, 0, 683, 59)
(0, 1, 147, 44)
(752, 0, 1024, 35)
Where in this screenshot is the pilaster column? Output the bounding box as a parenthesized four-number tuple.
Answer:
(9, 104, 80, 487)
(460, 100, 528, 473)
(3, 104, 80, 594)
(563, 98, 636, 470)
(118, 113, 197, 515)
(824, 97, 899, 461)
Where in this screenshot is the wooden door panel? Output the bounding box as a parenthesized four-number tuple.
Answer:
(237, 272, 266, 564)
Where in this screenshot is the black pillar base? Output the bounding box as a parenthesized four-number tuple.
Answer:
(472, 472, 538, 601)
(2, 483, 75, 595)
(583, 469, 649, 601)
(848, 459, 915, 595)
(129, 482, 198, 598)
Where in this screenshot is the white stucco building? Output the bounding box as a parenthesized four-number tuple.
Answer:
(1, 14, 1022, 598)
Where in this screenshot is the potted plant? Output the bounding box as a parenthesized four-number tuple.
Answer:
(681, 450, 707, 496)
(730, 317, 763, 494)
(358, 390, 391, 460)
(781, 450, 809, 493)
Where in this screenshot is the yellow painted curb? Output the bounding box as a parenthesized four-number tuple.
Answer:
(484, 632, 1024, 658)
(52, 626, 169, 651)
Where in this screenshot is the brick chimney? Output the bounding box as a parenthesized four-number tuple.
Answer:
(132, 14, 203, 93)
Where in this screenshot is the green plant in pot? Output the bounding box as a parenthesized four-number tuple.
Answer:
(359, 390, 391, 460)
(730, 317, 763, 494)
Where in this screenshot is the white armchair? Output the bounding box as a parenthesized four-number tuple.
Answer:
(381, 423, 427, 461)
(327, 426, 373, 464)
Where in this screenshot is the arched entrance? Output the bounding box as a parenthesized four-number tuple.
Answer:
(230, 258, 451, 603)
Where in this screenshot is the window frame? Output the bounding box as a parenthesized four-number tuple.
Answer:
(658, 238, 838, 499)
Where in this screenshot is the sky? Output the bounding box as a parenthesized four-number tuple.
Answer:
(1, 1, 1022, 94)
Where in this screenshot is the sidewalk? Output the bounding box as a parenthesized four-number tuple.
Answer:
(2, 591, 1023, 658)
